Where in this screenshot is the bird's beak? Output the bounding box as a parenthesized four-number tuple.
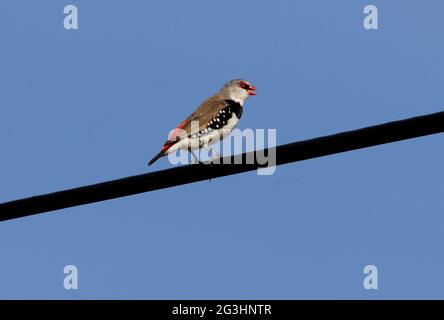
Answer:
(247, 84, 257, 96)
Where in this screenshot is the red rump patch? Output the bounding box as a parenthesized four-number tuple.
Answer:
(168, 120, 188, 141)
(160, 143, 173, 153)
(160, 119, 189, 153)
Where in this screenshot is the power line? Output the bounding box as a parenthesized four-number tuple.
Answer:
(1, 110, 444, 222)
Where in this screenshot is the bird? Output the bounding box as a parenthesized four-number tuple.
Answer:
(148, 79, 257, 166)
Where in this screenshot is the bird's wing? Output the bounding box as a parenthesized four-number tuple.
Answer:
(164, 95, 227, 146)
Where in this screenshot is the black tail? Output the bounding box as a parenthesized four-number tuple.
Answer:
(148, 152, 164, 166)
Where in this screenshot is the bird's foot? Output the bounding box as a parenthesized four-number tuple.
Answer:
(208, 155, 221, 165)
(191, 158, 205, 165)
(201, 146, 221, 164)
(190, 150, 206, 165)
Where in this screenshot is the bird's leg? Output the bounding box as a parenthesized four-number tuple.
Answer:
(202, 145, 221, 163)
(189, 149, 204, 165)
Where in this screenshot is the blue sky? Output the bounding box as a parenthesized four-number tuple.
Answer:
(1, 0, 444, 299)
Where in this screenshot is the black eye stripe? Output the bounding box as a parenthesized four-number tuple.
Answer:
(240, 81, 250, 89)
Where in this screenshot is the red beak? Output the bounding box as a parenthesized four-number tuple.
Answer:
(248, 84, 257, 96)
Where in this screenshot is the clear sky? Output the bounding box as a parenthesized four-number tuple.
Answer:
(1, 0, 444, 299)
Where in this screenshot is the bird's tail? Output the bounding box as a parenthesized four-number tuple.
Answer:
(148, 141, 176, 166)
(147, 151, 165, 166)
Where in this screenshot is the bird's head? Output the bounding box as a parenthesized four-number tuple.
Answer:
(219, 79, 257, 105)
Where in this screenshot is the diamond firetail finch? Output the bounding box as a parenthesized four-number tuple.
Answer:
(148, 79, 257, 166)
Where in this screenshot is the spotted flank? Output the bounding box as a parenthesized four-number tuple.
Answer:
(191, 100, 243, 138)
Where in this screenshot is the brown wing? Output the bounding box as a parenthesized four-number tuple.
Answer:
(165, 94, 227, 145)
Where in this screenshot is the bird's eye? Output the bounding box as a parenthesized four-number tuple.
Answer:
(239, 81, 248, 89)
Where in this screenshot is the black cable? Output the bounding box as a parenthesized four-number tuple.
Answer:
(1, 110, 444, 222)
